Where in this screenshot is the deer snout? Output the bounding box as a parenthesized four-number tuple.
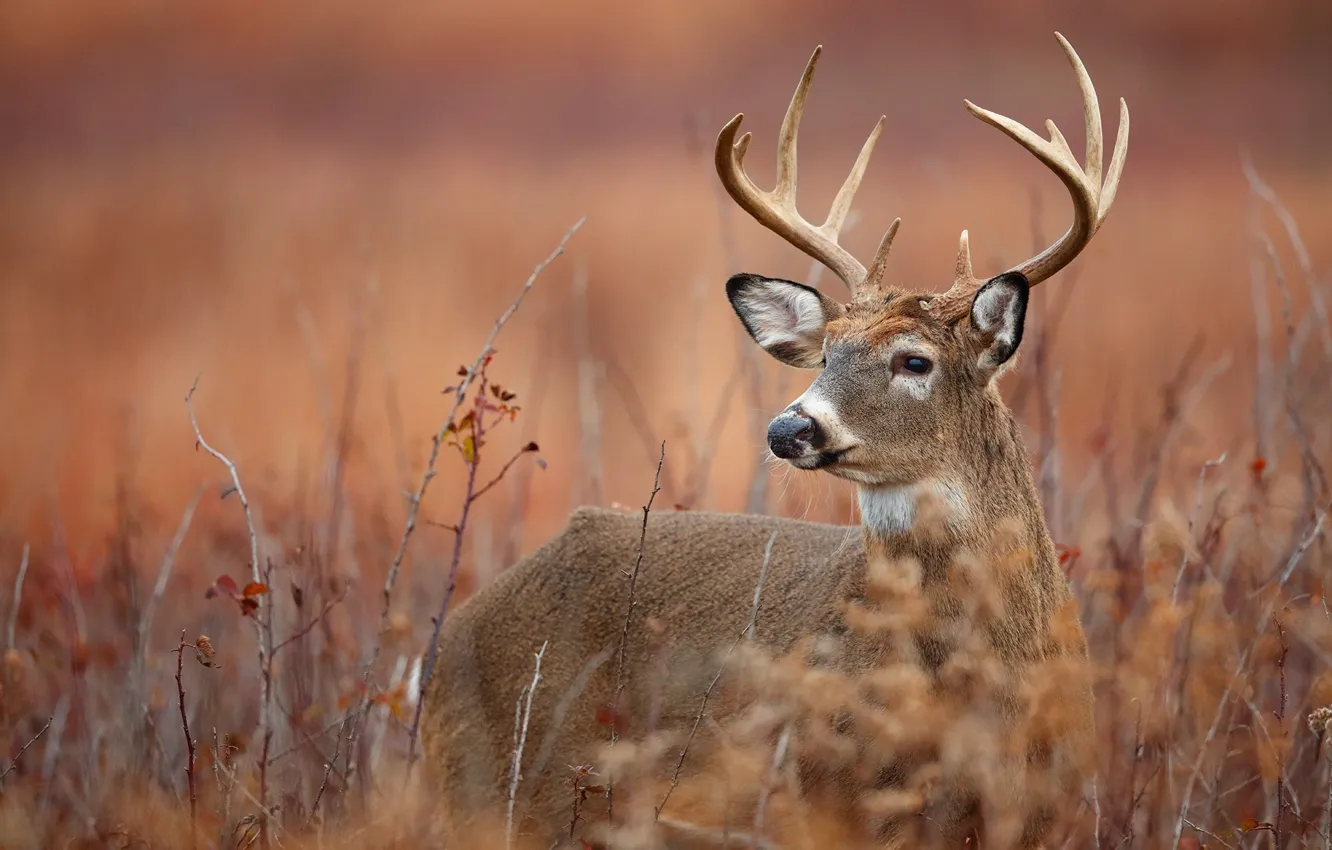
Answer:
(767, 409, 820, 459)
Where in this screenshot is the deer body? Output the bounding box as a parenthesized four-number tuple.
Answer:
(422, 32, 1127, 848)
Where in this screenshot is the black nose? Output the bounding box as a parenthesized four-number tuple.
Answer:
(767, 414, 816, 459)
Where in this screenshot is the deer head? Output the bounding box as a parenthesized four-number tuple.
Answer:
(720, 33, 1128, 534)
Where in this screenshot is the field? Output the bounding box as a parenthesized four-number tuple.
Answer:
(2, 1, 1332, 847)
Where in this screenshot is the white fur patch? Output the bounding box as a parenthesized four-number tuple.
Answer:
(789, 387, 856, 452)
(738, 284, 827, 354)
(858, 479, 969, 537)
(885, 334, 940, 401)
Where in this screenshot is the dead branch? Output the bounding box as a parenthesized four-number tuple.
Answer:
(171, 631, 201, 849)
(506, 639, 549, 850)
(0, 715, 52, 788)
(185, 377, 272, 846)
(365, 216, 584, 719)
(1171, 453, 1227, 605)
(409, 358, 545, 763)
(308, 713, 350, 826)
(658, 530, 777, 819)
(752, 721, 793, 846)
(1258, 228, 1330, 514)
(607, 440, 666, 821)
(272, 584, 348, 657)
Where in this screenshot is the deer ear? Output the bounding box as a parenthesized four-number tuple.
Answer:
(968, 271, 1029, 375)
(726, 274, 841, 369)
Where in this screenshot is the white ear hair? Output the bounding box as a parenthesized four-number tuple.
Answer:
(727, 275, 836, 369)
(969, 273, 1028, 371)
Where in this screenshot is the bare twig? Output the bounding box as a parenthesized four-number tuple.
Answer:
(185, 378, 270, 845)
(506, 640, 549, 850)
(171, 631, 200, 848)
(658, 530, 776, 818)
(745, 532, 778, 641)
(1171, 453, 1227, 605)
(752, 721, 793, 847)
(1181, 818, 1236, 850)
(409, 359, 544, 763)
(308, 713, 350, 826)
(1257, 228, 1330, 513)
(608, 441, 666, 821)
(185, 380, 261, 588)
(1242, 151, 1332, 364)
(0, 715, 52, 787)
(471, 444, 541, 505)
(6, 543, 29, 651)
(366, 217, 583, 718)
(272, 584, 348, 656)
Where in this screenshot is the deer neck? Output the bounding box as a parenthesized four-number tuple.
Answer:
(854, 400, 1057, 586)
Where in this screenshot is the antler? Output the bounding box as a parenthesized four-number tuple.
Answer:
(932, 33, 1129, 315)
(716, 45, 901, 298)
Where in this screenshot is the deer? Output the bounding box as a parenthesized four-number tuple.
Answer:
(420, 32, 1128, 849)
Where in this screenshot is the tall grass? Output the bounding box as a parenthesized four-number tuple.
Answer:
(2, 164, 1331, 849)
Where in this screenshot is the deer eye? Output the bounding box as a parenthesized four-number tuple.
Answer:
(901, 356, 932, 375)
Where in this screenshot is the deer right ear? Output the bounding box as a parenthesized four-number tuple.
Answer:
(726, 274, 841, 369)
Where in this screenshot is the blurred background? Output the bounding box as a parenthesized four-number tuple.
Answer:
(2, 0, 1330, 572)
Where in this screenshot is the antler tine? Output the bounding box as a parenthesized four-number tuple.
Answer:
(949, 32, 1130, 292)
(716, 46, 897, 297)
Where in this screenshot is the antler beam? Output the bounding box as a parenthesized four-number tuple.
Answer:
(715, 46, 900, 297)
(952, 33, 1130, 295)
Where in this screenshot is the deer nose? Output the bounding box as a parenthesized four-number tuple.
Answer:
(767, 413, 817, 459)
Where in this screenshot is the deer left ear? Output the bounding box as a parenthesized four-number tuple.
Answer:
(968, 271, 1029, 374)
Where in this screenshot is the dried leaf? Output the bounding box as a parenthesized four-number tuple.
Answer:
(1239, 818, 1260, 832)
(500, 390, 517, 402)
(462, 436, 477, 464)
(523, 442, 540, 453)
(207, 575, 239, 599)
(239, 597, 260, 618)
(242, 582, 269, 598)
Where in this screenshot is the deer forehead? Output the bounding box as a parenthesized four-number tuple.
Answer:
(826, 296, 956, 353)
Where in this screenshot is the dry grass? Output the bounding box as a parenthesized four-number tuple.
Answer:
(3, 6, 1332, 847)
(3, 176, 1331, 846)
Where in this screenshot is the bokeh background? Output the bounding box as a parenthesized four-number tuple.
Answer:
(2, 0, 1331, 571)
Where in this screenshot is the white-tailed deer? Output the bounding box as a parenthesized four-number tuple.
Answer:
(422, 32, 1128, 849)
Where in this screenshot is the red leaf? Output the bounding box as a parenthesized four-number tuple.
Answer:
(523, 442, 540, 453)
(242, 582, 269, 598)
(456, 365, 469, 377)
(239, 597, 260, 618)
(214, 575, 239, 595)
(1239, 817, 1260, 832)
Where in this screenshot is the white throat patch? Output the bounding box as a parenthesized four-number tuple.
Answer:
(858, 479, 969, 537)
